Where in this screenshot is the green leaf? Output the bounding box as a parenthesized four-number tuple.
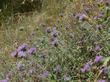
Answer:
(103, 57, 110, 66)
(80, 22, 92, 30)
(49, 80, 56, 82)
(107, 66, 110, 79)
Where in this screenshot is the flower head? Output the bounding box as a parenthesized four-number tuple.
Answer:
(0, 79, 8, 82)
(63, 75, 71, 81)
(10, 51, 17, 57)
(97, 79, 106, 82)
(101, 67, 108, 74)
(79, 14, 87, 20)
(81, 62, 91, 73)
(50, 38, 58, 47)
(18, 51, 27, 58)
(28, 47, 36, 55)
(17, 43, 28, 52)
(95, 44, 101, 51)
(40, 71, 49, 78)
(84, 64, 91, 71)
(94, 55, 103, 63)
(51, 27, 58, 37)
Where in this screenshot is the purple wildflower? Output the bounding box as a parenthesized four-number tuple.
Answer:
(50, 38, 58, 47)
(101, 67, 108, 74)
(81, 68, 86, 73)
(0, 79, 8, 82)
(94, 55, 103, 63)
(81, 62, 91, 73)
(10, 51, 17, 57)
(18, 51, 27, 58)
(97, 79, 106, 82)
(75, 13, 87, 21)
(17, 43, 28, 52)
(95, 44, 101, 51)
(63, 75, 71, 81)
(41, 71, 49, 78)
(84, 64, 91, 71)
(51, 27, 58, 37)
(54, 65, 62, 72)
(28, 47, 36, 55)
(79, 14, 87, 20)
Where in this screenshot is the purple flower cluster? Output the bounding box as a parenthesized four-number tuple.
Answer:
(81, 55, 106, 81)
(17, 43, 28, 52)
(51, 27, 58, 37)
(28, 47, 36, 55)
(40, 71, 49, 78)
(50, 37, 58, 47)
(81, 55, 103, 73)
(11, 43, 28, 58)
(0, 79, 8, 82)
(101, 67, 108, 74)
(18, 51, 27, 58)
(94, 55, 103, 63)
(45, 27, 59, 47)
(63, 75, 71, 81)
(97, 79, 106, 82)
(81, 62, 91, 73)
(10, 43, 36, 58)
(95, 44, 101, 51)
(49, 27, 59, 47)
